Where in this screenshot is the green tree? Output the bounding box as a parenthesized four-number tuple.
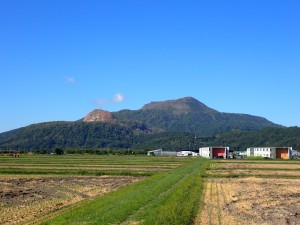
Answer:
(54, 147, 64, 155)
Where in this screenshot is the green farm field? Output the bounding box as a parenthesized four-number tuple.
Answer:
(0, 154, 208, 225)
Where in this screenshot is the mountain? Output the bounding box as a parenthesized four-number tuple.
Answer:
(0, 120, 150, 151)
(141, 97, 217, 114)
(0, 97, 283, 151)
(83, 109, 116, 122)
(114, 97, 281, 135)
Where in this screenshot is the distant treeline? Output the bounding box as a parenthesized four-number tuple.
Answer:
(133, 127, 300, 151)
(0, 121, 300, 152)
(64, 148, 147, 155)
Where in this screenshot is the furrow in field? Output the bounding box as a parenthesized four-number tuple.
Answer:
(198, 180, 223, 225)
(208, 169, 300, 177)
(0, 165, 170, 172)
(215, 163, 300, 170)
(210, 179, 221, 225)
(200, 181, 210, 225)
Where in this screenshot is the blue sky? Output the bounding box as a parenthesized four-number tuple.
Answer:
(0, 0, 300, 133)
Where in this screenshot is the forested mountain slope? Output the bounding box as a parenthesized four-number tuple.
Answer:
(0, 97, 286, 151)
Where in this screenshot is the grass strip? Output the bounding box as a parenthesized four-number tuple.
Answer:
(0, 155, 188, 164)
(0, 168, 152, 177)
(124, 159, 210, 225)
(39, 158, 209, 225)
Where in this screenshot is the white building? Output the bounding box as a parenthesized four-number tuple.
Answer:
(246, 147, 292, 159)
(176, 151, 199, 157)
(199, 147, 229, 159)
(291, 150, 300, 157)
(238, 151, 247, 157)
(147, 149, 177, 156)
(147, 149, 163, 156)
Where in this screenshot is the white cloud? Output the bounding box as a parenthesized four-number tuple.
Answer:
(113, 93, 125, 102)
(93, 93, 125, 107)
(66, 76, 75, 83)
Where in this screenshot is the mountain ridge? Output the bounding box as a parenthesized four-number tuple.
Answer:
(112, 97, 281, 134)
(140, 97, 217, 115)
(0, 97, 284, 151)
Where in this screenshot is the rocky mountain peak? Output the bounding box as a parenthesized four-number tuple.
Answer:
(83, 109, 116, 122)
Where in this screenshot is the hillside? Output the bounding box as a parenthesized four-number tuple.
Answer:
(114, 97, 281, 135)
(132, 127, 300, 151)
(0, 121, 150, 151)
(0, 97, 285, 151)
(1, 125, 297, 152)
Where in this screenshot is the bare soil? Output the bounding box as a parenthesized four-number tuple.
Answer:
(0, 175, 143, 225)
(208, 169, 300, 176)
(198, 177, 300, 225)
(213, 163, 300, 170)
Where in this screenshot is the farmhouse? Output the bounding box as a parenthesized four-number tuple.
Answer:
(199, 147, 229, 159)
(246, 147, 292, 159)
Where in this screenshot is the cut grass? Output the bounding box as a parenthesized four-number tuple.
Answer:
(207, 161, 300, 179)
(0, 155, 187, 177)
(0, 154, 185, 164)
(212, 159, 300, 164)
(40, 158, 209, 225)
(0, 167, 153, 176)
(209, 161, 300, 174)
(127, 160, 209, 225)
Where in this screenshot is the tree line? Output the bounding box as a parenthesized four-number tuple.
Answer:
(1, 121, 299, 153)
